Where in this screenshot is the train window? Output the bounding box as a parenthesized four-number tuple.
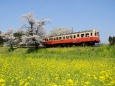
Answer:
(63, 36, 65, 40)
(74, 35, 76, 38)
(85, 33, 89, 37)
(45, 39, 47, 41)
(69, 35, 72, 39)
(77, 34, 79, 37)
(81, 34, 84, 37)
(91, 33, 92, 36)
(66, 36, 69, 39)
(50, 38, 53, 40)
(97, 32, 99, 36)
(56, 37, 58, 40)
(59, 37, 62, 40)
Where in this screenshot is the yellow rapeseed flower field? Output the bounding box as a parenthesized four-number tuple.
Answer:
(0, 45, 115, 86)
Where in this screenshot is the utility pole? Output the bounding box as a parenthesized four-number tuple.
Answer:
(72, 27, 73, 33)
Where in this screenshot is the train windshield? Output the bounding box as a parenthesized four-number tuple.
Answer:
(96, 32, 99, 36)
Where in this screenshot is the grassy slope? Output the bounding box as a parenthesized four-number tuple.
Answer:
(0, 45, 115, 86)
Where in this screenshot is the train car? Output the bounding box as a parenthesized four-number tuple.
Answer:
(42, 30, 100, 47)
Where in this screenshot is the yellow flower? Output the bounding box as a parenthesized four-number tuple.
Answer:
(85, 81, 90, 85)
(100, 71, 106, 74)
(99, 76, 105, 82)
(55, 76, 59, 80)
(1, 84, 5, 86)
(109, 80, 115, 85)
(68, 79, 73, 85)
(100, 64, 103, 67)
(87, 74, 91, 78)
(0, 78, 5, 83)
(27, 76, 31, 79)
(19, 80, 25, 86)
(11, 79, 14, 83)
(93, 75, 97, 80)
(67, 74, 70, 77)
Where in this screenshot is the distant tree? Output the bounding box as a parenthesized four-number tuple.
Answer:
(2, 29, 15, 51)
(0, 36, 4, 44)
(113, 36, 115, 45)
(49, 27, 72, 36)
(0, 31, 4, 45)
(108, 36, 113, 45)
(108, 36, 115, 46)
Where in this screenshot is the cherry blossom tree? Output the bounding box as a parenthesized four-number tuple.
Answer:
(2, 29, 15, 51)
(21, 12, 36, 36)
(20, 12, 51, 50)
(13, 28, 24, 46)
(0, 31, 4, 45)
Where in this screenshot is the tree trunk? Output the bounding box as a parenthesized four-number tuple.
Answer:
(10, 43, 13, 51)
(30, 23, 33, 36)
(35, 41, 38, 51)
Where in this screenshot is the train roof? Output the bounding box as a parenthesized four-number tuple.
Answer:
(46, 29, 98, 38)
(73, 29, 96, 33)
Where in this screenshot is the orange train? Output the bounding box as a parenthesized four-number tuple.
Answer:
(42, 30, 100, 47)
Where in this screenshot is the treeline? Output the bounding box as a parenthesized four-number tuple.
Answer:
(108, 36, 115, 45)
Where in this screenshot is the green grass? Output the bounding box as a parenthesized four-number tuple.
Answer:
(0, 45, 115, 86)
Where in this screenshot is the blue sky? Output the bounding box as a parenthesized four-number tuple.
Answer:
(0, 0, 115, 43)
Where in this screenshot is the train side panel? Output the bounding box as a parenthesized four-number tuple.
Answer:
(42, 30, 100, 46)
(43, 37, 100, 46)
